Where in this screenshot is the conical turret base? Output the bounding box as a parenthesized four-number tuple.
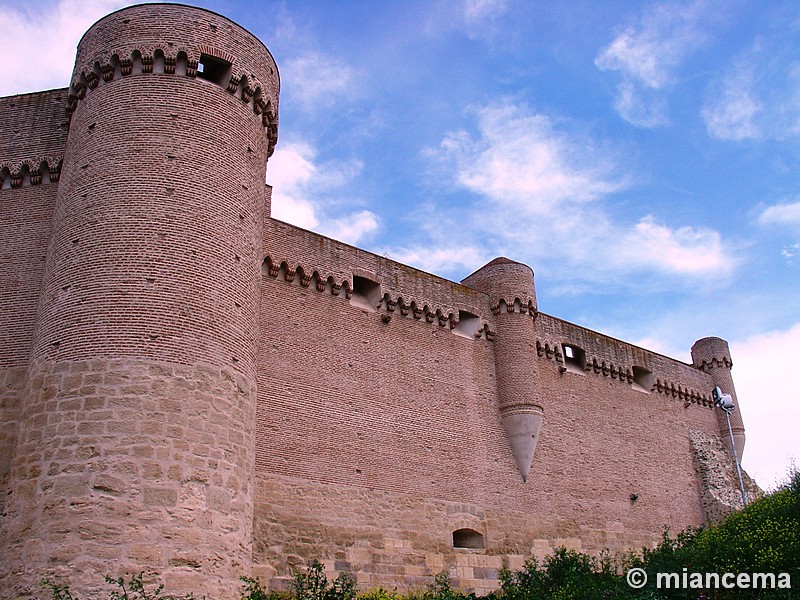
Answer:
(500, 404, 544, 482)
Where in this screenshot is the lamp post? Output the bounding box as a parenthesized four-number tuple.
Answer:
(712, 386, 748, 508)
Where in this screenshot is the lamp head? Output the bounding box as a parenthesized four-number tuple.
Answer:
(712, 386, 735, 411)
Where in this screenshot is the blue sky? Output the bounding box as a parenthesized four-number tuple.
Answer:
(2, 0, 798, 490)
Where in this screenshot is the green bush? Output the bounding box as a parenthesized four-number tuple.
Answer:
(40, 572, 196, 600)
(289, 560, 356, 600)
(357, 588, 400, 600)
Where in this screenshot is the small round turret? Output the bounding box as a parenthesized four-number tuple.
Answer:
(3, 5, 278, 597)
(462, 258, 542, 482)
(691, 337, 746, 461)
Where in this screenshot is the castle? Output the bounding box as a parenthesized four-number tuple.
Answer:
(0, 4, 756, 598)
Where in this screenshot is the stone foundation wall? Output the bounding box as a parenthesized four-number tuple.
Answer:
(0, 366, 27, 520)
(690, 429, 761, 523)
(0, 358, 255, 599)
(252, 474, 663, 594)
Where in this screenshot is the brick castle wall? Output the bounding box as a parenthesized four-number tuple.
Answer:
(0, 89, 67, 528)
(253, 226, 728, 591)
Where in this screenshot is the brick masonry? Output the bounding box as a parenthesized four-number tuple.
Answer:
(0, 3, 755, 598)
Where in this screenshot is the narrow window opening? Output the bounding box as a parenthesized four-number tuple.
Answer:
(562, 343, 586, 374)
(153, 50, 165, 74)
(452, 528, 485, 549)
(349, 275, 381, 312)
(197, 53, 232, 86)
(452, 310, 481, 339)
(632, 366, 654, 393)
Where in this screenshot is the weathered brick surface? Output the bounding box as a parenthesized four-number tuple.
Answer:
(0, 4, 753, 598)
(0, 89, 67, 544)
(0, 89, 68, 170)
(264, 220, 491, 323)
(252, 256, 735, 589)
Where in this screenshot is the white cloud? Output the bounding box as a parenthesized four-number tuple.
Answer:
(424, 0, 509, 41)
(703, 36, 800, 142)
(391, 245, 488, 276)
(429, 102, 625, 214)
(618, 216, 735, 276)
(281, 52, 356, 113)
(702, 62, 763, 141)
(267, 142, 320, 229)
(613, 82, 669, 128)
(419, 100, 738, 284)
(267, 141, 378, 246)
(462, 0, 507, 26)
(0, 0, 129, 96)
(782, 243, 800, 260)
(320, 211, 380, 247)
(758, 199, 800, 230)
(595, 0, 710, 127)
(733, 323, 800, 490)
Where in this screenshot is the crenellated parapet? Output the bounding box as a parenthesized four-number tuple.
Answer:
(263, 256, 496, 340)
(264, 256, 352, 298)
(66, 48, 278, 156)
(65, 4, 280, 156)
(653, 379, 713, 406)
(534, 337, 714, 406)
(0, 157, 62, 189)
(491, 296, 537, 316)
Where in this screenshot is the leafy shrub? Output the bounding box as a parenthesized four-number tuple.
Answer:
(357, 588, 400, 600)
(290, 560, 356, 600)
(40, 572, 196, 600)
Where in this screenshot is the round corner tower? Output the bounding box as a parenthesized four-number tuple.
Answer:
(462, 258, 543, 482)
(2, 4, 278, 597)
(691, 336, 746, 462)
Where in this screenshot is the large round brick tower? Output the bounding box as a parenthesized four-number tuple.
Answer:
(462, 258, 543, 482)
(1, 4, 278, 597)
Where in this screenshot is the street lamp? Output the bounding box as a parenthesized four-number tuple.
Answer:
(712, 386, 748, 508)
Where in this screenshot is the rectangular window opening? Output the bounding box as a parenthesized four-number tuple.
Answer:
(197, 54, 232, 86)
(350, 275, 381, 312)
(562, 343, 586, 374)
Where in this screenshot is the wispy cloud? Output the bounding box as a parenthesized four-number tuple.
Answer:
(702, 37, 800, 141)
(411, 99, 738, 285)
(758, 198, 800, 261)
(595, 0, 711, 127)
(462, 0, 507, 30)
(267, 141, 378, 245)
(281, 52, 357, 114)
(424, 0, 509, 41)
(391, 245, 488, 276)
(702, 54, 763, 140)
(0, 0, 129, 96)
(617, 216, 732, 275)
(782, 243, 800, 260)
(758, 199, 800, 230)
(427, 102, 625, 214)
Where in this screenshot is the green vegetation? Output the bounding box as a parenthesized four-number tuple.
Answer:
(39, 470, 799, 600)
